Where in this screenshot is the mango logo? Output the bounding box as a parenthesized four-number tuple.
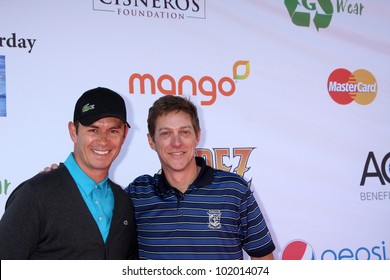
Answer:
(128, 60, 250, 106)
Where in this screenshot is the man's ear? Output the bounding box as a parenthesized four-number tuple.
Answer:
(68, 121, 77, 144)
(122, 125, 129, 143)
(147, 133, 156, 151)
(196, 128, 201, 145)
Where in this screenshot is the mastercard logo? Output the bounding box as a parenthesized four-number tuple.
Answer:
(281, 240, 315, 260)
(327, 68, 378, 105)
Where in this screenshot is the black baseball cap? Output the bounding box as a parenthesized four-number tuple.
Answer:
(73, 87, 130, 127)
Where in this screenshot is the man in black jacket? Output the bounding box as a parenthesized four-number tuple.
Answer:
(0, 87, 138, 259)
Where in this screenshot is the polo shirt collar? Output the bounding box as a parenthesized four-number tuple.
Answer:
(156, 156, 214, 196)
(64, 153, 109, 195)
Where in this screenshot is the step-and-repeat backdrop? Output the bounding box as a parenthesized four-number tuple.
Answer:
(1, 1, 389, 260)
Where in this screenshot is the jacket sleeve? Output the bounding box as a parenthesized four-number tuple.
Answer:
(0, 181, 41, 259)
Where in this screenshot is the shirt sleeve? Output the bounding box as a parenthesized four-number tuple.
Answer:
(240, 187, 275, 257)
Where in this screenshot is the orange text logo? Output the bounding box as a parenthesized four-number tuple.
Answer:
(128, 60, 250, 106)
(196, 147, 255, 180)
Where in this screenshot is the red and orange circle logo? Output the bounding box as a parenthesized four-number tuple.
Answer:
(327, 68, 377, 105)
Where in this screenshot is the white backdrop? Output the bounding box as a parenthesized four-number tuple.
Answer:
(0, 0, 389, 260)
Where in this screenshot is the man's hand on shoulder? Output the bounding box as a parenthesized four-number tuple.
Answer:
(41, 164, 59, 173)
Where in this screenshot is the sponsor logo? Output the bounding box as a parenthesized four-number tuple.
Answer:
(196, 147, 255, 182)
(129, 60, 250, 106)
(327, 68, 377, 105)
(281, 240, 315, 260)
(284, 0, 365, 31)
(361, 152, 390, 186)
(0, 33, 37, 53)
(0, 179, 11, 195)
(360, 152, 390, 201)
(0, 55, 5, 117)
(92, 0, 206, 20)
(281, 239, 389, 260)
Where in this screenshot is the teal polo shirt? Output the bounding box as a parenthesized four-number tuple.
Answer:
(64, 153, 114, 242)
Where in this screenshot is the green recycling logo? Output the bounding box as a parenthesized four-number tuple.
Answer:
(285, 0, 334, 31)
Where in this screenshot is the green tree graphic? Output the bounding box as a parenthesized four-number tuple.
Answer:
(0, 179, 11, 195)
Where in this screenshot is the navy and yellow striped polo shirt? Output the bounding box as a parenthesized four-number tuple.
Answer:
(125, 157, 275, 260)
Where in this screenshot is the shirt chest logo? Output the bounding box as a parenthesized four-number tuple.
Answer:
(208, 210, 222, 229)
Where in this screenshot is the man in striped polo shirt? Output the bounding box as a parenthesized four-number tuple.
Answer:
(125, 95, 275, 260)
